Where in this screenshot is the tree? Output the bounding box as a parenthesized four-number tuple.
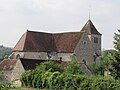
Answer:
(89, 50, 113, 76)
(110, 29, 120, 79)
(65, 59, 84, 75)
(0, 45, 12, 59)
(114, 30, 120, 51)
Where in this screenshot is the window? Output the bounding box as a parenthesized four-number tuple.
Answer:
(94, 37, 98, 43)
(47, 51, 52, 59)
(16, 54, 20, 59)
(83, 41, 87, 45)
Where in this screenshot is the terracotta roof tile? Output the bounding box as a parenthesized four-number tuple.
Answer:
(24, 31, 53, 52)
(13, 20, 101, 52)
(13, 31, 84, 53)
(13, 33, 27, 51)
(81, 20, 101, 35)
(53, 32, 84, 52)
(0, 59, 18, 70)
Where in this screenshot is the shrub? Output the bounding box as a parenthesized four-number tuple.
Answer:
(20, 61, 120, 90)
(20, 70, 33, 87)
(90, 76, 120, 90)
(65, 59, 84, 75)
(0, 83, 15, 90)
(20, 61, 62, 89)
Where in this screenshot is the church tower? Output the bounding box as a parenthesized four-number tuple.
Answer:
(81, 20, 102, 56)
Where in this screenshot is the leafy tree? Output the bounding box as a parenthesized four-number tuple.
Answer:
(65, 59, 84, 75)
(95, 50, 113, 76)
(88, 50, 113, 76)
(20, 61, 120, 90)
(0, 45, 12, 59)
(110, 30, 120, 79)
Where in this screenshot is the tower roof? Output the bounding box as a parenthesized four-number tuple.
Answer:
(81, 20, 101, 35)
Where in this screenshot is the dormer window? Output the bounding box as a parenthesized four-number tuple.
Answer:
(94, 37, 98, 43)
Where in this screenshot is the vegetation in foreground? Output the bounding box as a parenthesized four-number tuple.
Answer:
(20, 60, 120, 90)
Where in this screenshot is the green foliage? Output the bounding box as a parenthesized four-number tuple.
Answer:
(114, 30, 120, 51)
(20, 60, 120, 90)
(65, 59, 84, 75)
(36, 61, 62, 73)
(0, 45, 12, 59)
(94, 50, 113, 76)
(0, 82, 16, 90)
(90, 76, 120, 90)
(110, 51, 120, 79)
(0, 68, 5, 81)
(20, 61, 62, 89)
(110, 29, 120, 79)
(20, 70, 33, 87)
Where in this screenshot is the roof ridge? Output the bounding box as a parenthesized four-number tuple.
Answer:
(27, 30, 52, 35)
(23, 32, 28, 51)
(26, 30, 81, 34)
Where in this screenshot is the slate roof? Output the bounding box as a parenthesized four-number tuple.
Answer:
(13, 31, 84, 53)
(0, 59, 18, 70)
(81, 20, 101, 35)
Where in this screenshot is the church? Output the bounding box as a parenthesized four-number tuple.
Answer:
(12, 19, 101, 64)
(0, 19, 102, 82)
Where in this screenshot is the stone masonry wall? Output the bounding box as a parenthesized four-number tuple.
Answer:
(11, 59, 25, 81)
(74, 33, 95, 65)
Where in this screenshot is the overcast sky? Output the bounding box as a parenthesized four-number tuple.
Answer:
(0, 0, 120, 49)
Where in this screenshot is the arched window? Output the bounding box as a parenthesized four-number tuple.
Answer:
(16, 54, 20, 59)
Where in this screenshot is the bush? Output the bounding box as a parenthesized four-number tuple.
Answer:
(65, 59, 84, 75)
(20, 70, 33, 87)
(20, 61, 120, 90)
(90, 76, 120, 90)
(0, 83, 15, 90)
(20, 61, 62, 89)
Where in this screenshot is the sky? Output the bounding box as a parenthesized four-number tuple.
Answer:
(0, 0, 120, 49)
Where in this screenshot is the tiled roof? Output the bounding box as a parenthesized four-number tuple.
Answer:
(81, 20, 101, 35)
(13, 31, 84, 52)
(54, 32, 84, 52)
(0, 59, 17, 70)
(13, 20, 101, 52)
(13, 33, 27, 51)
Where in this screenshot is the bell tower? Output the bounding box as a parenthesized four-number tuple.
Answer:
(81, 19, 102, 56)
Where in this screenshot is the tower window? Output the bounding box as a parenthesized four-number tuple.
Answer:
(94, 37, 98, 43)
(83, 41, 87, 45)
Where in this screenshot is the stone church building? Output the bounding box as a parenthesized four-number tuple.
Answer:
(0, 19, 102, 82)
(11, 19, 101, 64)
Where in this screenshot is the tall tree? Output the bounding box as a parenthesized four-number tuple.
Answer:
(111, 29, 120, 79)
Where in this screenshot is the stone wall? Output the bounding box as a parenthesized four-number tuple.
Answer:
(0, 60, 24, 83)
(11, 51, 72, 62)
(57, 53, 72, 62)
(74, 33, 95, 65)
(89, 34, 101, 55)
(1, 70, 12, 83)
(11, 59, 25, 81)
